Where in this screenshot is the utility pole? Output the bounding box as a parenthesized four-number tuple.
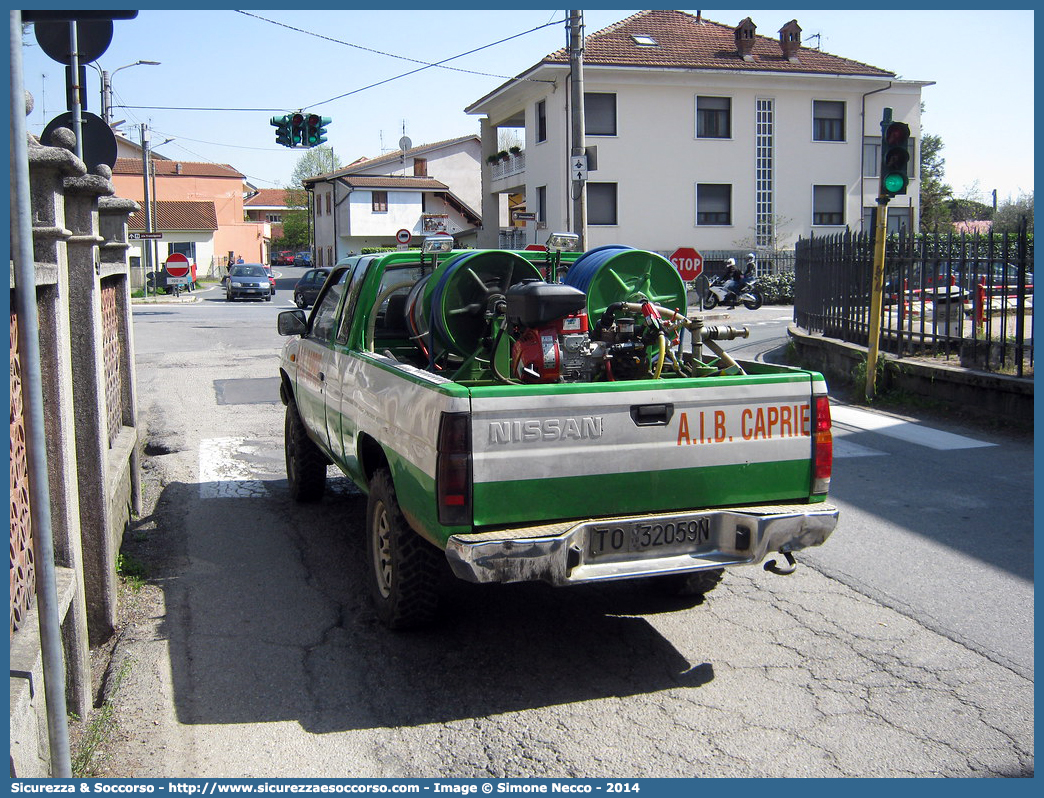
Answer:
(568, 9, 586, 249)
(140, 122, 153, 296)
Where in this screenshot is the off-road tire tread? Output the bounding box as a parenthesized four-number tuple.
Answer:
(367, 469, 441, 630)
(285, 400, 327, 503)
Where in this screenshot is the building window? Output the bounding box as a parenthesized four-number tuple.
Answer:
(585, 92, 617, 136)
(587, 182, 618, 226)
(325, 192, 332, 215)
(697, 96, 731, 139)
(316, 194, 323, 217)
(813, 185, 845, 225)
(536, 99, 547, 143)
(537, 186, 546, 223)
(755, 98, 775, 247)
(813, 100, 845, 142)
(265, 213, 281, 223)
(696, 184, 731, 226)
(862, 206, 912, 236)
(863, 135, 916, 178)
(413, 157, 427, 177)
(372, 191, 388, 213)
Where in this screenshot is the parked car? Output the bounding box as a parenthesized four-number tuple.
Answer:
(263, 265, 277, 294)
(979, 262, 1033, 295)
(271, 250, 295, 266)
(293, 268, 330, 309)
(226, 264, 273, 302)
(294, 251, 313, 267)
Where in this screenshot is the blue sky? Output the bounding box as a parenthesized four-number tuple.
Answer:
(18, 8, 1034, 203)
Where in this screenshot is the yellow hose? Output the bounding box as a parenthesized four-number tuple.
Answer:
(654, 333, 666, 379)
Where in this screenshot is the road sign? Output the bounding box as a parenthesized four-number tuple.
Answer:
(670, 247, 704, 281)
(395, 229, 412, 245)
(571, 154, 588, 182)
(164, 253, 190, 278)
(129, 232, 163, 240)
(514, 212, 537, 221)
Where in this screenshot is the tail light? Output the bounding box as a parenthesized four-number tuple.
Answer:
(811, 395, 832, 496)
(436, 412, 472, 525)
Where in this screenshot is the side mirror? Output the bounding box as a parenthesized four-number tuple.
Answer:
(277, 309, 308, 336)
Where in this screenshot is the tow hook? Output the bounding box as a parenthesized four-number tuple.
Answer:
(764, 551, 797, 575)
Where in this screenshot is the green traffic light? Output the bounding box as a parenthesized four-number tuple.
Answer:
(882, 172, 908, 194)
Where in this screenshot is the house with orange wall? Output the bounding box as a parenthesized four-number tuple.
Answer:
(111, 158, 269, 279)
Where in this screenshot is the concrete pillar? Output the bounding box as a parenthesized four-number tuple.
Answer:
(98, 195, 142, 517)
(478, 117, 500, 249)
(26, 139, 93, 718)
(62, 161, 118, 644)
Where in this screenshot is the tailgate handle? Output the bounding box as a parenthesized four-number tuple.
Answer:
(630, 403, 674, 426)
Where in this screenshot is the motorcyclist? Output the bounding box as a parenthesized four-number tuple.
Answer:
(722, 258, 745, 305)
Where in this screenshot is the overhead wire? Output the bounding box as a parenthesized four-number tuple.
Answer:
(118, 11, 563, 114)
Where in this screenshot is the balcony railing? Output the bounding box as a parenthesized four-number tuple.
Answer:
(491, 152, 525, 181)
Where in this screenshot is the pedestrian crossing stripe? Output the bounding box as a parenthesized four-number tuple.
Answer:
(830, 405, 995, 451)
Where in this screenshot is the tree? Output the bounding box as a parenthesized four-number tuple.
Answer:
(290, 145, 341, 188)
(992, 191, 1034, 234)
(918, 132, 952, 230)
(273, 145, 343, 252)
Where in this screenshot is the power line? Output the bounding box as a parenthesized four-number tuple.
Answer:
(235, 9, 546, 82)
(118, 14, 562, 114)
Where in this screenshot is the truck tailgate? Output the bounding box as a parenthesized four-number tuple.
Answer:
(468, 372, 823, 527)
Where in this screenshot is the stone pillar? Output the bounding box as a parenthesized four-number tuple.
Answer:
(98, 195, 142, 517)
(26, 138, 93, 717)
(62, 159, 118, 644)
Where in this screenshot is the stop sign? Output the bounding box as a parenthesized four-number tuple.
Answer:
(670, 247, 703, 281)
(164, 252, 190, 278)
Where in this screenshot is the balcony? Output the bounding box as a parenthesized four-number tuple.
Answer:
(490, 152, 525, 183)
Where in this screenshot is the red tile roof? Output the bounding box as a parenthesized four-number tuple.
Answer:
(128, 201, 218, 231)
(244, 188, 299, 208)
(337, 176, 448, 190)
(542, 10, 893, 77)
(113, 158, 245, 178)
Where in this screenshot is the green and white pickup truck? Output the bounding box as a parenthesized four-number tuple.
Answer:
(277, 237, 837, 628)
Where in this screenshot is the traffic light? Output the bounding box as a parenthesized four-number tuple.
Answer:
(880, 120, 911, 198)
(271, 114, 293, 148)
(304, 114, 331, 147)
(290, 112, 305, 147)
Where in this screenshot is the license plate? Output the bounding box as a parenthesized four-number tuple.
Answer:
(587, 516, 712, 561)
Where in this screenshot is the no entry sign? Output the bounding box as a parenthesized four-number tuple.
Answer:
(164, 252, 190, 278)
(670, 247, 704, 281)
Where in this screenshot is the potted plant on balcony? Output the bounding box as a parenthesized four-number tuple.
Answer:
(486, 154, 500, 165)
(497, 150, 510, 163)
(509, 146, 522, 157)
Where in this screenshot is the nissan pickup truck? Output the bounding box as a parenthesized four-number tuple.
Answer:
(277, 236, 837, 628)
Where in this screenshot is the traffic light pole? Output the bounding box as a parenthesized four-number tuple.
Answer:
(866, 197, 889, 400)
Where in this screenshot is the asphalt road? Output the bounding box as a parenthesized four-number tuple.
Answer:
(100, 290, 1033, 778)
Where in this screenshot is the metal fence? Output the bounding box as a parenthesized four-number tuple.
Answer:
(794, 223, 1033, 377)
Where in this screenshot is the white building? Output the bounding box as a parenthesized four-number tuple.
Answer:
(303, 135, 483, 266)
(465, 10, 931, 253)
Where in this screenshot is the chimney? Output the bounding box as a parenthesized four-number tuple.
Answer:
(779, 20, 802, 62)
(734, 18, 756, 61)
(174, 162, 182, 175)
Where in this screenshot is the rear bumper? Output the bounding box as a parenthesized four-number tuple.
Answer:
(445, 503, 838, 586)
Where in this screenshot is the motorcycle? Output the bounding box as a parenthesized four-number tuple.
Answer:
(703, 272, 763, 310)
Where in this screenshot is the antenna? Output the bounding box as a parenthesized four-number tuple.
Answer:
(807, 32, 822, 50)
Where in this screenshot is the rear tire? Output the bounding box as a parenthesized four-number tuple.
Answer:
(742, 290, 764, 311)
(284, 400, 327, 502)
(703, 292, 718, 310)
(366, 468, 441, 630)
(650, 568, 724, 597)
(295, 293, 306, 309)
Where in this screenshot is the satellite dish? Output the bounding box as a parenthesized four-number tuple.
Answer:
(398, 136, 412, 152)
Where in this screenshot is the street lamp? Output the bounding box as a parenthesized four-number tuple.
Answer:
(88, 59, 160, 125)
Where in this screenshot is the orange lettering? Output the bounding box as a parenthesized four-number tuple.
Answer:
(676, 412, 690, 446)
